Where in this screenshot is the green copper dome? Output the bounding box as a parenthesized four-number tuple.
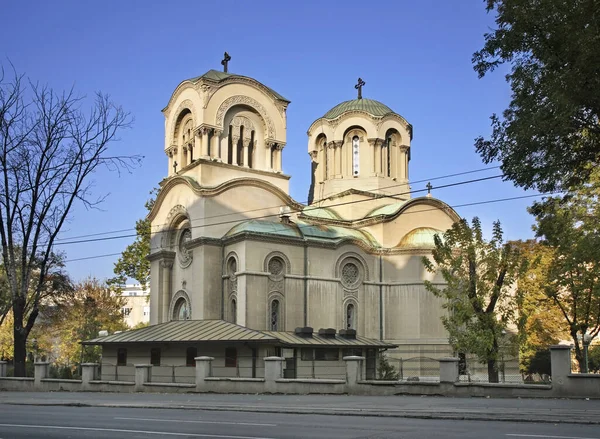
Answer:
(323, 99, 396, 119)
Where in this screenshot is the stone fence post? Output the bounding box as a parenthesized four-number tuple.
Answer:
(81, 363, 99, 390)
(550, 345, 572, 388)
(264, 356, 284, 393)
(439, 357, 459, 383)
(194, 356, 214, 392)
(0, 361, 7, 378)
(134, 364, 152, 391)
(344, 356, 365, 393)
(34, 362, 49, 389)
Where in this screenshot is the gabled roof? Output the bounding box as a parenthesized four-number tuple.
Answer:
(83, 320, 277, 345)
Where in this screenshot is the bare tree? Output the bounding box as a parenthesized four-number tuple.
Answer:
(0, 64, 139, 376)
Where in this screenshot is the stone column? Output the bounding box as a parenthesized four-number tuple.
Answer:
(34, 362, 49, 389)
(275, 144, 284, 172)
(242, 137, 250, 167)
(264, 356, 284, 393)
(398, 146, 408, 181)
(317, 147, 325, 182)
(161, 258, 174, 323)
(81, 363, 99, 390)
(135, 364, 152, 391)
(0, 360, 7, 378)
(344, 356, 364, 393)
(550, 345, 572, 387)
(211, 129, 222, 159)
(326, 143, 333, 179)
(195, 356, 214, 392)
(439, 357, 459, 383)
(201, 127, 210, 158)
(369, 139, 380, 176)
(335, 143, 342, 177)
(231, 136, 239, 166)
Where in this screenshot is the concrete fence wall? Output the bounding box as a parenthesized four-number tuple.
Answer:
(0, 346, 598, 398)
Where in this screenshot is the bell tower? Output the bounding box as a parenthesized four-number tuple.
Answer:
(162, 53, 291, 192)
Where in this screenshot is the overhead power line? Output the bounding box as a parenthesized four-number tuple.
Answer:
(66, 191, 554, 264)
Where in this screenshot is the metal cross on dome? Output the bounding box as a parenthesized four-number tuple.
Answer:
(355, 78, 366, 100)
(221, 52, 231, 73)
(426, 182, 433, 195)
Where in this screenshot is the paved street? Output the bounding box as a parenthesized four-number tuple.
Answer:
(0, 403, 599, 439)
(1, 392, 600, 425)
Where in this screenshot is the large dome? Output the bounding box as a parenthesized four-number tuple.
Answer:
(322, 98, 396, 119)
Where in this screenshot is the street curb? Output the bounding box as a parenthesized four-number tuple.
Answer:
(4, 401, 599, 425)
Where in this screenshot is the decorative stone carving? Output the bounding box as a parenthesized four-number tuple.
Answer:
(178, 227, 193, 268)
(169, 99, 196, 140)
(341, 262, 360, 288)
(215, 95, 275, 138)
(309, 150, 318, 161)
(268, 257, 284, 276)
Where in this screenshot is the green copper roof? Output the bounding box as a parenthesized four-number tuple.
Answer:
(323, 98, 396, 119)
(224, 220, 302, 238)
(224, 219, 380, 247)
(365, 200, 410, 218)
(187, 69, 289, 102)
(397, 227, 443, 248)
(301, 206, 341, 220)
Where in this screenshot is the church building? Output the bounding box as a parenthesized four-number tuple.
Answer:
(87, 55, 460, 381)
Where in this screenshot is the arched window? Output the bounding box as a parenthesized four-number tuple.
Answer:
(173, 297, 190, 321)
(228, 257, 237, 275)
(352, 136, 360, 176)
(230, 298, 237, 324)
(270, 299, 280, 331)
(346, 303, 355, 329)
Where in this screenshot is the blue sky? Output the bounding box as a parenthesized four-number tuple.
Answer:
(0, 0, 537, 282)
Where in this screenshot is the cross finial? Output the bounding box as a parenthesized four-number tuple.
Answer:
(221, 52, 231, 73)
(355, 78, 366, 99)
(173, 160, 178, 174)
(426, 182, 433, 196)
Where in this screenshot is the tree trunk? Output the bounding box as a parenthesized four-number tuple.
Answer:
(12, 322, 27, 378)
(487, 359, 499, 383)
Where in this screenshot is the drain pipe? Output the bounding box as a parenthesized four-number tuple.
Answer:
(379, 253, 383, 340)
(303, 240, 308, 327)
(220, 243, 225, 320)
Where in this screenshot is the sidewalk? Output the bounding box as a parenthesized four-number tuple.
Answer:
(1, 392, 599, 424)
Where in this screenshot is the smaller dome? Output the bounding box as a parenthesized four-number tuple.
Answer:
(397, 227, 444, 248)
(322, 99, 396, 120)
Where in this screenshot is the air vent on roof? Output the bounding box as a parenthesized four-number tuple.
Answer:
(339, 329, 356, 339)
(294, 327, 313, 338)
(318, 328, 336, 338)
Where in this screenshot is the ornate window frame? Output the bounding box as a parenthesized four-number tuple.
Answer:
(267, 292, 285, 331)
(170, 290, 192, 321)
(177, 225, 193, 268)
(335, 252, 368, 290)
(264, 251, 290, 281)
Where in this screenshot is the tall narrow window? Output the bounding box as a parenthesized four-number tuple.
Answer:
(270, 299, 280, 331)
(346, 303, 355, 329)
(150, 348, 161, 366)
(352, 136, 360, 176)
(186, 347, 198, 367)
(227, 125, 234, 165)
(386, 137, 392, 177)
(117, 348, 127, 366)
(230, 298, 237, 324)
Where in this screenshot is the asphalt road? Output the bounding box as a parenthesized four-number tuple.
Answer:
(0, 404, 599, 439)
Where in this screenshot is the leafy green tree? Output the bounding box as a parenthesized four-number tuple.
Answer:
(377, 355, 400, 380)
(473, 0, 600, 192)
(109, 189, 157, 291)
(0, 65, 137, 376)
(42, 278, 127, 367)
(422, 218, 527, 382)
(589, 345, 600, 373)
(525, 349, 551, 380)
(514, 240, 569, 373)
(528, 178, 600, 372)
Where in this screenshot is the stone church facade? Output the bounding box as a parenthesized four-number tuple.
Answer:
(147, 62, 460, 359)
